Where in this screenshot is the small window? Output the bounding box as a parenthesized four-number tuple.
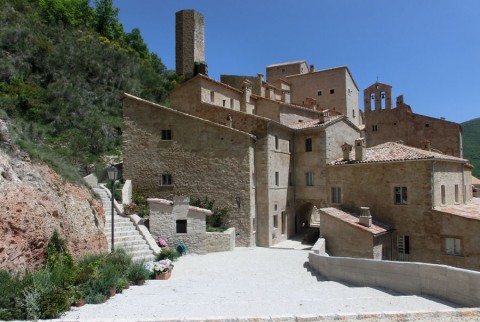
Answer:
(317, 90, 322, 96)
(352, 109, 355, 118)
(306, 172, 313, 186)
(230, 98, 234, 108)
(274, 204, 278, 211)
(441, 185, 446, 205)
(176, 220, 187, 233)
(305, 138, 312, 152)
(161, 130, 172, 140)
(161, 174, 172, 186)
(425, 123, 430, 128)
(275, 172, 279, 186)
(222, 100, 226, 107)
(455, 184, 459, 203)
(281, 68, 286, 72)
(394, 186, 408, 205)
(210, 91, 215, 102)
(372, 125, 378, 132)
(329, 89, 334, 94)
(331, 187, 342, 204)
(275, 135, 279, 149)
(444, 238, 461, 256)
(273, 215, 278, 228)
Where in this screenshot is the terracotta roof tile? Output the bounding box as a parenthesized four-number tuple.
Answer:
(434, 197, 480, 220)
(330, 142, 467, 165)
(320, 207, 392, 235)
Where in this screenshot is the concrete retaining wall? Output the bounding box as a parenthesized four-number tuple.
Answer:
(309, 252, 480, 307)
(206, 228, 235, 253)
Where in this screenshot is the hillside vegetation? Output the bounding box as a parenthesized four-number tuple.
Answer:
(463, 117, 480, 178)
(0, 0, 183, 182)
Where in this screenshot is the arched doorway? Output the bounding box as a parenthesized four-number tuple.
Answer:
(295, 202, 320, 233)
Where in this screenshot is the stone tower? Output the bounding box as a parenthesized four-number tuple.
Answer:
(175, 10, 205, 76)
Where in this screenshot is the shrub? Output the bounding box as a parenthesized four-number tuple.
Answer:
(45, 230, 74, 269)
(156, 247, 179, 261)
(126, 262, 150, 284)
(190, 197, 229, 231)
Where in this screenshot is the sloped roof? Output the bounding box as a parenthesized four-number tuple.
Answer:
(434, 197, 480, 221)
(330, 142, 467, 165)
(285, 115, 343, 130)
(320, 207, 393, 236)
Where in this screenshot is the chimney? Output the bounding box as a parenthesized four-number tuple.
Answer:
(342, 143, 352, 161)
(422, 140, 431, 151)
(309, 64, 315, 73)
(359, 207, 372, 228)
(257, 73, 264, 83)
(241, 80, 252, 112)
(396, 95, 404, 106)
(354, 138, 366, 161)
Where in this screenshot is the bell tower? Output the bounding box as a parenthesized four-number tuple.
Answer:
(175, 10, 205, 76)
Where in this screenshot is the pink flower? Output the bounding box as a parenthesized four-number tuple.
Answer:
(158, 239, 168, 247)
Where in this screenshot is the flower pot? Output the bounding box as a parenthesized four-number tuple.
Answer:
(109, 286, 116, 297)
(74, 298, 85, 307)
(155, 270, 172, 280)
(136, 278, 145, 286)
(125, 282, 130, 289)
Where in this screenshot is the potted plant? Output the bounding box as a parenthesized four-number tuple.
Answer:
(127, 262, 150, 285)
(157, 238, 168, 248)
(157, 247, 179, 261)
(153, 259, 174, 280)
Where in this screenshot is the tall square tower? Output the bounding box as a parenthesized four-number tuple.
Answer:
(175, 10, 205, 75)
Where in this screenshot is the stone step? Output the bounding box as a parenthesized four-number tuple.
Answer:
(132, 254, 156, 263)
(104, 225, 137, 232)
(108, 235, 146, 244)
(111, 243, 152, 252)
(105, 229, 143, 238)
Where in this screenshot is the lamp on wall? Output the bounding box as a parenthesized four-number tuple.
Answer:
(235, 194, 241, 208)
(106, 165, 118, 252)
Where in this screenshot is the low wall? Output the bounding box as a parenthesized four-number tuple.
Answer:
(309, 252, 480, 307)
(206, 228, 235, 253)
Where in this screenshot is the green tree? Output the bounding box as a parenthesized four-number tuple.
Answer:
(124, 28, 149, 59)
(93, 0, 123, 40)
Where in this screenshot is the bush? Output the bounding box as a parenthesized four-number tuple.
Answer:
(156, 247, 179, 261)
(190, 197, 229, 231)
(126, 262, 150, 284)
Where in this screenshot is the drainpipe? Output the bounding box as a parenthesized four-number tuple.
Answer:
(253, 138, 259, 247)
(431, 161, 436, 208)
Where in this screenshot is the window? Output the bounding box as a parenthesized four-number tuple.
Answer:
(273, 215, 279, 228)
(305, 138, 312, 152)
(455, 184, 459, 203)
(441, 185, 446, 205)
(394, 186, 408, 205)
(425, 123, 430, 128)
(352, 109, 355, 118)
(275, 136, 279, 149)
(288, 172, 293, 186)
(317, 90, 322, 96)
(444, 238, 461, 256)
(230, 98, 234, 108)
(176, 220, 187, 233)
(275, 172, 279, 186)
(161, 174, 172, 185)
(329, 89, 335, 94)
(306, 172, 313, 186)
(274, 204, 278, 211)
(372, 125, 378, 132)
(331, 187, 342, 204)
(161, 130, 172, 140)
(222, 100, 226, 107)
(210, 91, 215, 102)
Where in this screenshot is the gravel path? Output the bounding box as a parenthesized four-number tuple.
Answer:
(58, 248, 479, 321)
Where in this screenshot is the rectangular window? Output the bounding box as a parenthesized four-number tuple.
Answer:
(274, 204, 278, 211)
(275, 171, 279, 186)
(275, 135, 279, 149)
(305, 138, 312, 152)
(306, 172, 313, 186)
(161, 174, 172, 185)
(372, 125, 378, 132)
(210, 91, 215, 102)
(273, 215, 278, 228)
(444, 238, 461, 256)
(464, 185, 467, 203)
(230, 98, 234, 108)
(331, 187, 342, 204)
(394, 186, 408, 205)
(176, 220, 187, 233)
(222, 100, 226, 107)
(352, 109, 355, 118)
(317, 90, 322, 96)
(441, 185, 446, 205)
(329, 89, 335, 94)
(455, 184, 459, 203)
(161, 130, 172, 140)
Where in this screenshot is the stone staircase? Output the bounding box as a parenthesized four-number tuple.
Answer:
(95, 187, 156, 262)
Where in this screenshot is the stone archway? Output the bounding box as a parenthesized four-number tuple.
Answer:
(295, 202, 319, 233)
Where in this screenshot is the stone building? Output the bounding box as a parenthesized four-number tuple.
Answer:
(363, 82, 463, 157)
(175, 10, 205, 76)
(323, 140, 479, 270)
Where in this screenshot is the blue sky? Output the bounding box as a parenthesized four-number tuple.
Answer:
(113, 0, 479, 124)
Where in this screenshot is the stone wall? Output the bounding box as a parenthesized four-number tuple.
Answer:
(309, 252, 480, 307)
(206, 228, 235, 253)
(149, 197, 212, 254)
(123, 95, 256, 247)
(175, 10, 204, 75)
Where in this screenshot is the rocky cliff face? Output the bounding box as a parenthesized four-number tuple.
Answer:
(0, 120, 108, 272)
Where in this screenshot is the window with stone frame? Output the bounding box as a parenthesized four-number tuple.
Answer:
(305, 138, 312, 152)
(444, 237, 461, 256)
(161, 174, 172, 186)
(273, 215, 278, 228)
(394, 186, 408, 205)
(441, 185, 446, 205)
(331, 187, 342, 204)
(306, 172, 314, 186)
(176, 220, 187, 233)
(161, 130, 172, 140)
(275, 171, 279, 186)
(455, 184, 459, 203)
